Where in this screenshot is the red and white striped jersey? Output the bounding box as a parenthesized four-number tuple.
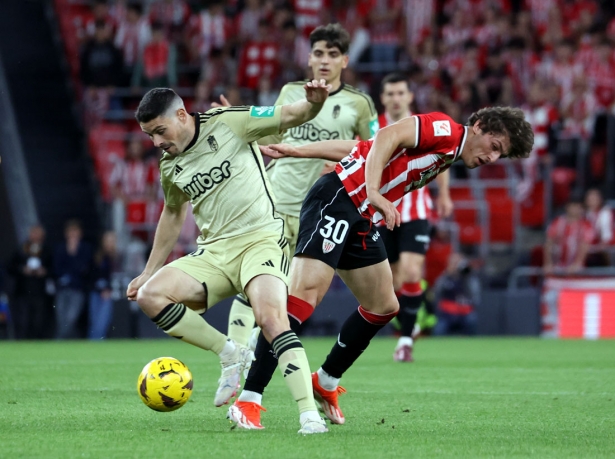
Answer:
(336, 112, 466, 224)
(378, 113, 434, 222)
(586, 207, 614, 245)
(546, 216, 595, 267)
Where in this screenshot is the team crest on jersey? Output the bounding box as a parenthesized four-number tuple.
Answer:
(332, 104, 340, 119)
(207, 135, 218, 151)
(433, 120, 451, 136)
(322, 239, 336, 253)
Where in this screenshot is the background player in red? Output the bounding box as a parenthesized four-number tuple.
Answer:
(377, 72, 454, 362)
(228, 107, 533, 428)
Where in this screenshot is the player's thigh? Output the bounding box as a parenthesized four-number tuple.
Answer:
(166, 249, 237, 312)
(289, 255, 336, 307)
(279, 212, 300, 260)
(138, 266, 207, 314)
(337, 259, 398, 315)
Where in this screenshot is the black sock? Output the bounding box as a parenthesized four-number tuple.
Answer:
(244, 316, 302, 395)
(321, 309, 389, 379)
(399, 292, 423, 337)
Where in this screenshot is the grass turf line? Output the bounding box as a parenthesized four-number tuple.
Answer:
(2, 338, 614, 458)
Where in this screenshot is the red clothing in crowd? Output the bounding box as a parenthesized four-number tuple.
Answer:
(546, 216, 595, 268)
(237, 41, 280, 90)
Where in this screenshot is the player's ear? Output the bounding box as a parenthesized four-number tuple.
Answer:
(177, 107, 187, 123)
(472, 120, 481, 134)
(341, 54, 349, 69)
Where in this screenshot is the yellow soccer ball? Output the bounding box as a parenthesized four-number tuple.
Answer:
(137, 357, 193, 412)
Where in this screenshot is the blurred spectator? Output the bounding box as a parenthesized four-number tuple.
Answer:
(7, 224, 53, 340)
(237, 19, 280, 93)
(432, 253, 479, 336)
(278, 20, 310, 83)
(131, 22, 177, 89)
(148, 0, 191, 42)
(544, 197, 595, 275)
(478, 48, 513, 105)
(109, 135, 157, 246)
(85, 0, 117, 41)
(53, 220, 93, 339)
(256, 76, 279, 106)
(586, 38, 615, 113)
(584, 188, 613, 266)
(89, 230, 121, 340)
(114, 2, 151, 83)
(188, 0, 231, 64)
(293, 0, 328, 38)
(80, 19, 124, 126)
(560, 74, 597, 140)
(80, 20, 123, 88)
(200, 48, 237, 94)
(236, 0, 264, 44)
(367, 0, 403, 74)
(537, 39, 583, 99)
(188, 80, 214, 113)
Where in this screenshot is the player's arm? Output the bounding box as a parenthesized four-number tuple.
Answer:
(278, 79, 331, 131)
(365, 117, 418, 230)
(126, 202, 188, 300)
(435, 169, 453, 218)
(543, 235, 555, 274)
(260, 139, 359, 161)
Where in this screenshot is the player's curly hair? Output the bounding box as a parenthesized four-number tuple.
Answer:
(467, 107, 534, 159)
(135, 88, 184, 123)
(309, 23, 350, 54)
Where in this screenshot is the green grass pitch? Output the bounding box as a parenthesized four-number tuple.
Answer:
(2, 337, 614, 458)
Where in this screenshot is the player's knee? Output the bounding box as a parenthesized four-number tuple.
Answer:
(136, 283, 165, 318)
(401, 265, 422, 284)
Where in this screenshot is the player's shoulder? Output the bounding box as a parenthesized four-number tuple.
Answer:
(199, 106, 251, 120)
(340, 84, 377, 113)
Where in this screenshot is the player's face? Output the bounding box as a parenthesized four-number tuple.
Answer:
(308, 41, 348, 84)
(461, 121, 511, 169)
(381, 82, 413, 118)
(140, 109, 190, 156)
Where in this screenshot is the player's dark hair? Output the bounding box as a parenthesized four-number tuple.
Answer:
(380, 73, 410, 93)
(135, 88, 182, 123)
(467, 107, 534, 159)
(309, 23, 350, 54)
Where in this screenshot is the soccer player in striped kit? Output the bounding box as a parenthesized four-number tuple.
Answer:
(234, 106, 533, 427)
(377, 73, 454, 362)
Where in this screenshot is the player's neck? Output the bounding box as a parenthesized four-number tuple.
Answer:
(328, 78, 342, 93)
(181, 115, 197, 153)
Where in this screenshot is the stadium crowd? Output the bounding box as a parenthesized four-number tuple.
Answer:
(2, 0, 615, 340)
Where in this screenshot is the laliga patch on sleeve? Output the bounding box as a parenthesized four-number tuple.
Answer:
(369, 119, 379, 136)
(432, 120, 451, 136)
(250, 106, 275, 117)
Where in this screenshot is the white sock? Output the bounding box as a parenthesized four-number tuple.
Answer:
(218, 339, 236, 362)
(299, 410, 322, 424)
(237, 390, 263, 405)
(397, 336, 413, 348)
(317, 368, 339, 392)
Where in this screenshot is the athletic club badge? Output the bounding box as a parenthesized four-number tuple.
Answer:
(322, 239, 336, 253)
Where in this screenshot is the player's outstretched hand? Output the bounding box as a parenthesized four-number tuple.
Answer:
(211, 94, 231, 108)
(369, 192, 401, 230)
(126, 273, 151, 301)
(259, 143, 301, 159)
(304, 79, 332, 105)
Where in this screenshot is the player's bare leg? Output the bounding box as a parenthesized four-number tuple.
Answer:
(136, 267, 252, 407)
(393, 252, 425, 362)
(311, 260, 399, 424)
(234, 273, 326, 434)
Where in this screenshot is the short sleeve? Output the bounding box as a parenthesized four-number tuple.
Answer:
(218, 105, 283, 143)
(160, 163, 189, 208)
(356, 94, 379, 140)
(414, 113, 461, 153)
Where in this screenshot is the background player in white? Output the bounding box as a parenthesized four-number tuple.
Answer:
(377, 73, 453, 362)
(126, 83, 332, 434)
(225, 23, 378, 354)
(232, 107, 533, 427)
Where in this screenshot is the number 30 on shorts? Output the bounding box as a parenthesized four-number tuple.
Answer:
(319, 216, 349, 244)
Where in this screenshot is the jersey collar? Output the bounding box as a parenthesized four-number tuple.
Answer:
(454, 126, 469, 161)
(182, 113, 200, 153)
(329, 82, 345, 97)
